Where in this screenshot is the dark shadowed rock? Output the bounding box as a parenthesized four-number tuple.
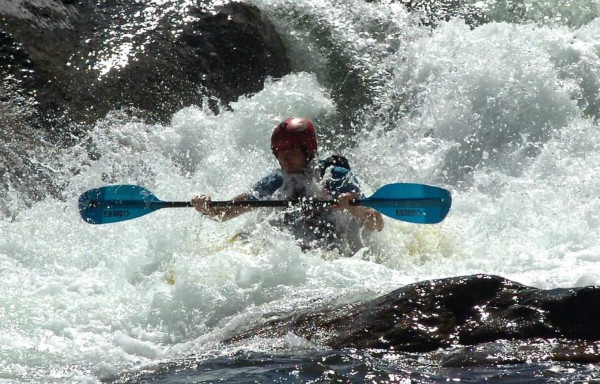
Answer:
(0, 0, 290, 140)
(86, 1, 290, 126)
(439, 338, 600, 367)
(0, 0, 289, 209)
(229, 274, 600, 354)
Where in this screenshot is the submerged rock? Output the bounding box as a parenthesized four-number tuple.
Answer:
(230, 274, 600, 355)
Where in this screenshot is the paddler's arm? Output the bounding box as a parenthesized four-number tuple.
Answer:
(192, 193, 255, 222)
(335, 192, 384, 232)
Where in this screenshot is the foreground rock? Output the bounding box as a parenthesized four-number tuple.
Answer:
(230, 274, 600, 353)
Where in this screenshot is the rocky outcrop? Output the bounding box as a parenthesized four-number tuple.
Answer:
(0, 0, 290, 212)
(0, 0, 290, 138)
(230, 274, 600, 354)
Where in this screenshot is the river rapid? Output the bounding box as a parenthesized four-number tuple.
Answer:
(2, 0, 600, 382)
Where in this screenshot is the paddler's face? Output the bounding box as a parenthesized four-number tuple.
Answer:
(275, 148, 308, 174)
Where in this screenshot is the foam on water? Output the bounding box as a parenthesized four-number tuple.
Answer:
(0, 72, 406, 381)
(2, 1, 600, 382)
(363, 19, 600, 288)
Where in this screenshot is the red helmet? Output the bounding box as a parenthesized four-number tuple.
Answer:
(271, 117, 318, 159)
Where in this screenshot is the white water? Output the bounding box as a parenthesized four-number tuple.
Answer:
(2, 0, 600, 382)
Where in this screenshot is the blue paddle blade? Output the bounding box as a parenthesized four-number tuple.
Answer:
(78, 182, 451, 225)
(78, 185, 163, 224)
(363, 183, 452, 224)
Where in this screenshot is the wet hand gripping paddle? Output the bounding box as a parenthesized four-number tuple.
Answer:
(78, 183, 451, 225)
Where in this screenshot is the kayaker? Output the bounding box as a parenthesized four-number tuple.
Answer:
(192, 117, 384, 250)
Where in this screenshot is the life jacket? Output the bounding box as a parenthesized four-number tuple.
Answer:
(318, 155, 351, 178)
(283, 154, 354, 249)
(251, 154, 359, 252)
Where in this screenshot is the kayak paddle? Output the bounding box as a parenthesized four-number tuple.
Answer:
(78, 183, 451, 225)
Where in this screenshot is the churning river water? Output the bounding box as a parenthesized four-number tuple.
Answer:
(2, 0, 600, 382)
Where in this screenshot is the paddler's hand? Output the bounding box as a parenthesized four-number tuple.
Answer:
(335, 192, 384, 232)
(334, 192, 360, 213)
(192, 195, 212, 215)
(192, 193, 251, 222)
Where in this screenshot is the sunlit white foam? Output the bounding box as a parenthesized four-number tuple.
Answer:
(351, 18, 600, 288)
(0, 72, 402, 381)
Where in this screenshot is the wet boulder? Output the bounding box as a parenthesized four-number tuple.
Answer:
(230, 274, 600, 354)
(0, 0, 290, 138)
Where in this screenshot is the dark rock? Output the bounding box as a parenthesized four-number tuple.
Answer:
(440, 339, 600, 367)
(181, 2, 290, 107)
(550, 339, 600, 364)
(0, 0, 290, 140)
(521, 286, 600, 340)
(228, 274, 600, 354)
(0, 0, 289, 210)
